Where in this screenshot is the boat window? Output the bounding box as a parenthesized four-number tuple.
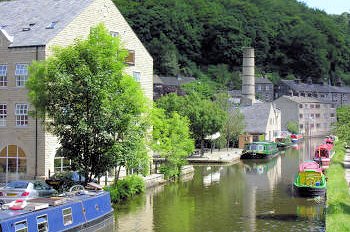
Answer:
(15, 220, 27, 232)
(63, 208, 73, 226)
(258, 145, 264, 151)
(37, 215, 48, 232)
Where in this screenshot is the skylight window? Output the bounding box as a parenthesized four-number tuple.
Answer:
(46, 21, 58, 29)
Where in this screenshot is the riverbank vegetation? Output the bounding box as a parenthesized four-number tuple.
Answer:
(105, 175, 145, 203)
(327, 106, 350, 231)
(326, 143, 350, 231)
(114, 0, 350, 86)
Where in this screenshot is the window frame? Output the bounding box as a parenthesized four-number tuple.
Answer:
(15, 64, 28, 87)
(132, 71, 141, 82)
(0, 104, 7, 127)
(125, 50, 135, 66)
(14, 220, 28, 232)
(0, 64, 8, 87)
(37, 215, 49, 232)
(15, 104, 29, 127)
(63, 207, 73, 226)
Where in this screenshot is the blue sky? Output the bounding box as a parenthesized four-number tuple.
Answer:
(298, 0, 349, 14)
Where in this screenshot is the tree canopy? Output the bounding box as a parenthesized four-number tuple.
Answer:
(27, 24, 150, 181)
(114, 0, 350, 86)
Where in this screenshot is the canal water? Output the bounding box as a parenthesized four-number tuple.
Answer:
(112, 138, 326, 232)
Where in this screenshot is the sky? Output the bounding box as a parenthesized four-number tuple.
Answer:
(298, 0, 350, 15)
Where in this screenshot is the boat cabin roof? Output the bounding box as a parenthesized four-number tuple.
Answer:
(299, 161, 321, 172)
(0, 190, 105, 222)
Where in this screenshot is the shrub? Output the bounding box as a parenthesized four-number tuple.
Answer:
(106, 175, 145, 203)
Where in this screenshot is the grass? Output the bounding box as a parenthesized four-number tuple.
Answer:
(326, 142, 350, 232)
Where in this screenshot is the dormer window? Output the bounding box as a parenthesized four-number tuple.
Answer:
(110, 31, 119, 37)
(46, 21, 58, 29)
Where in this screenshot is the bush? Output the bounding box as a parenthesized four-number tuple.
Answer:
(105, 175, 145, 203)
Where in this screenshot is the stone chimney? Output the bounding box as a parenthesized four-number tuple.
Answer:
(241, 47, 255, 106)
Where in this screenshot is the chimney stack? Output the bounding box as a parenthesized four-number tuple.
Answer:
(241, 47, 255, 106)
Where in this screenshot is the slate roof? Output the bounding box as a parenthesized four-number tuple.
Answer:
(240, 103, 273, 134)
(281, 80, 350, 94)
(255, 78, 272, 84)
(0, 0, 94, 47)
(153, 75, 196, 86)
(280, 96, 321, 103)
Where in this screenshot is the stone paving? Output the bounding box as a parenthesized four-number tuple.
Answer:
(187, 148, 242, 163)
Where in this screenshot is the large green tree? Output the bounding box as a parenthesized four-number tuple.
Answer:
(27, 24, 149, 182)
(151, 107, 194, 178)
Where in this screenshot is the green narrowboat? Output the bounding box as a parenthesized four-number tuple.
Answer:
(241, 141, 279, 159)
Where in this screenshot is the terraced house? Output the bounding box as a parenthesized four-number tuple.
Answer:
(0, 0, 153, 181)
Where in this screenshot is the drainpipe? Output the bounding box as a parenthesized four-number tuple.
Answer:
(34, 46, 39, 179)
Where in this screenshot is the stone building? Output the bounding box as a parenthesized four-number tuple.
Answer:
(273, 96, 336, 137)
(255, 78, 274, 102)
(0, 0, 153, 181)
(153, 75, 195, 100)
(240, 103, 281, 142)
(275, 79, 350, 107)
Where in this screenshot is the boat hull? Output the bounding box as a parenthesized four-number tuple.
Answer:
(65, 210, 114, 232)
(240, 151, 279, 159)
(293, 184, 326, 197)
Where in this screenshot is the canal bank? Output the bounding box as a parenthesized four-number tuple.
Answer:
(326, 142, 350, 232)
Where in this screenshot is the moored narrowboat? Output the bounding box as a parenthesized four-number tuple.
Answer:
(313, 144, 334, 170)
(275, 137, 293, 150)
(241, 141, 279, 159)
(293, 161, 326, 197)
(0, 185, 114, 231)
(290, 134, 303, 143)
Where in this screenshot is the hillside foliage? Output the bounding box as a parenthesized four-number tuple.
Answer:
(113, 0, 350, 86)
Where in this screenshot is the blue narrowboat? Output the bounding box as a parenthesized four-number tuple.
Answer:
(0, 188, 113, 231)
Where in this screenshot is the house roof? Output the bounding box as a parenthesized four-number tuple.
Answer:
(0, 0, 94, 47)
(255, 78, 272, 84)
(240, 103, 274, 134)
(281, 80, 350, 94)
(279, 95, 321, 103)
(153, 75, 196, 86)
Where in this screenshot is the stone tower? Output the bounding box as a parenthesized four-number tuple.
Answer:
(241, 47, 255, 106)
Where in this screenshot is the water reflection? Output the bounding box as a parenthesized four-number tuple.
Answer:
(115, 138, 326, 232)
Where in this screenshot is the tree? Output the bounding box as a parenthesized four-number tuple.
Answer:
(151, 107, 194, 179)
(334, 106, 350, 143)
(157, 93, 226, 155)
(27, 24, 150, 182)
(287, 121, 299, 134)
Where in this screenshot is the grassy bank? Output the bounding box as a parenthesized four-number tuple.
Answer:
(326, 142, 350, 231)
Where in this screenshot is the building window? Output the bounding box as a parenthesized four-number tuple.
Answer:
(14, 220, 28, 232)
(330, 113, 335, 118)
(315, 113, 320, 118)
(300, 92, 305, 97)
(0, 145, 27, 174)
(316, 123, 320, 128)
(15, 104, 28, 126)
(37, 215, 48, 232)
(310, 104, 314, 108)
(15, 64, 28, 87)
(0, 64, 7, 87)
(110, 31, 119, 37)
(299, 114, 303, 119)
(0, 104, 6, 127)
(125, 50, 135, 66)
(265, 85, 270, 91)
(257, 85, 262, 91)
(132, 71, 141, 82)
(315, 104, 320, 108)
(331, 104, 336, 108)
(300, 124, 303, 129)
(63, 208, 73, 226)
(304, 104, 308, 108)
(299, 104, 303, 108)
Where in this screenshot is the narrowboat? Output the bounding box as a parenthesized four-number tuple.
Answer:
(0, 185, 114, 231)
(241, 141, 279, 159)
(275, 137, 293, 150)
(290, 134, 303, 143)
(293, 161, 326, 197)
(313, 143, 334, 170)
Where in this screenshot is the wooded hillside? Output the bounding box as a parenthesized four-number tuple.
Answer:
(113, 0, 350, 86)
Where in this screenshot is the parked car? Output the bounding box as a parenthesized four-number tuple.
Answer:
(0, 180, 57, 205)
